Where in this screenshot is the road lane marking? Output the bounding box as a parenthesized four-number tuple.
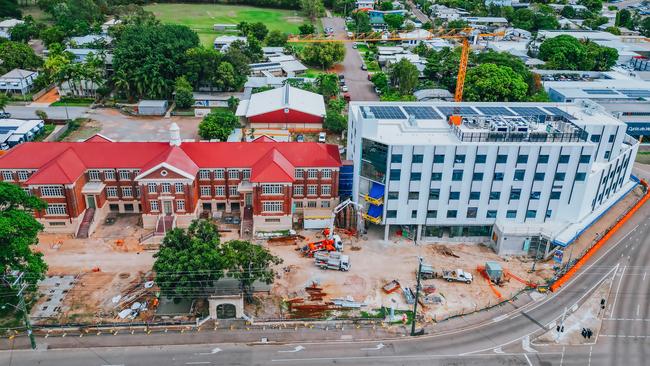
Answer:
(644, 272, 647, 281)
(524, 354, 533, 366)
(603, 318, 650, 321)
(271, 352, 562, 362)
(560, 346, 565, 366)
(610, 265, 627, 317)
(278, 345, 305, 353)
(186, 363, 211, 365)
(588, 346, 593, 366)
(492, 314, 508, 323)
(522, 336, 537, 353)
(360, 343, 384, 351)
(493, 347, 504, 354)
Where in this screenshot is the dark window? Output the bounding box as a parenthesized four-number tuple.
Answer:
(469, 191, 480, 200)
(604, 151, 611, 159)
(494, 172, 504, 181)
(559, 155, 570, 163)
(526, 210, 537, 218)
(546, 209, 552, 218)
(510, 188, 521, 200)
(455, 154, 466, 163)
(467, 207, 478, 218)
(388, 191, 399, 200)
(590, 134, 601, 143)
(517, 155, 528, 164)
(579, 155, 591, 164)
(429, 189, 440, 200)
(472, 172, 483, 181)
(431, 172, 442, 181)
(476, 154, 487, 164)
(427, 210, 437, 218)
(452, 170, 463, 181)
(411, 210, 418, 218)
(538, 155, 549, 164)
(489, 191, 501, 200)
(390, 169, 400, 180)
(514, 170, 525, 181)
(391, 154, 402, 163)
(550, 191, 561, 199)
(554, 172, 566, 181)
(534, 172, 545, 181)
(408, 192, 419, 200)
(387, 210, 397, 218)
(608, 134, 615, 143)
(575, 172, 586, 181)
(449, 191, 460, 200)
(446, 210, 457, 218)
(486, 210, 497, 218)
(530, 191, 541, 200)
(506, 210, 517, 218)
(496, 155, 507, 163)
(413, 154, 423, 163)
(433, 154, 444, 163)
(410, 172, 421, 181)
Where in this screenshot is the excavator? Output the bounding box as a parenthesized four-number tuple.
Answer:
(300, 199, 363, 257)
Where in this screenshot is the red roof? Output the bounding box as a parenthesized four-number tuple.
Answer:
(0, 141, 341, 184)
(251, 148, 295, 183)
(251, 135, 277, 143)
(84, 134, 114, 143)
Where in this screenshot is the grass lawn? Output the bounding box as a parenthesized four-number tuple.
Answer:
(50, 98, 94, 107)
(144, 3, 317, 47)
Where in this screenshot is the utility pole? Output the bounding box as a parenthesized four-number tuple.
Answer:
(411, 257, 422, 336)
(3, 272, 36, 350)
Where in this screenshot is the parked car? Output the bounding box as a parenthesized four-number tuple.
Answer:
(318, 132, 327, 143)
(347, 31, 353, 38)
(374, 87, 381, 95)
(341, 85, 349, 92)
(296, 134, 305, 142)
(0, 112, 11, 119)
(343, 92, 351, 102)
(361, 64, 367, 70)
(352, 43, 358, 49)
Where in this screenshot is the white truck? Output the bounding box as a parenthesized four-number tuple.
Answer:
(314, 251, 350, 271)
(442, 269, 473, 284)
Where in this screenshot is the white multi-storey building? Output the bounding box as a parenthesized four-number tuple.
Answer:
(347, 101, 639, 256)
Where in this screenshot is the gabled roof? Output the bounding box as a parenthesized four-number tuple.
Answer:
(138, 146, 199, 180)
(0, 69, 37, 79)
(250, 149, 295, 183)
(84, 134, 114, 143)
(27, 148, 86, 184)
(251, 135, 277, 143)
(240, 84, 326, 118)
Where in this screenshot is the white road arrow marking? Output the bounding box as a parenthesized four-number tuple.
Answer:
(493, 347, 504, 354)
(198, 347, 222, 355)
(360, 343, 385, 351)
(278, 345, 305, 353)
(522, 336, 537, 353)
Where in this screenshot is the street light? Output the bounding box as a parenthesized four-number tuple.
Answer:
(2, 300, 36, 350)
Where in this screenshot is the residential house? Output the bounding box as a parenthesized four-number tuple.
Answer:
(0, 69, 39, 95)
(0, 18, 23, 39)
(356, 0, 375, 9)
(214, 35, 247, 52)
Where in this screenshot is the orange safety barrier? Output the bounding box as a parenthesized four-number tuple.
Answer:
(477, 266, 503, 300)
(505, 270, 538, 288)
(550, 180, 650, 292)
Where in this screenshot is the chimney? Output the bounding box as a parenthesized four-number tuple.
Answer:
(169, 123, 181, 146)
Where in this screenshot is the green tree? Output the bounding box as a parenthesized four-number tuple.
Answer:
(222, 240, 282, 298)
(424, 46, 462, 92)
(579, 0, 602, 12)
(560, 6, 576, 18)
(615, 9, 633, 28)
(379, 1, 393, 10)
(300, 0, 325, 20)
(174, 76, 194, 109)
(39, 26, 66, 47)
(371, 72, 389, 93)
(183, 47, 223, 91)
(389, 58, 419, 95)
(447, 19, 469, 29)
(605, 26, 621, 35)
(249, 22, 269, 41)
(265, 30, 288, 47)
(324, 109, 347, 132)
(352, 11, 372, 33)
(538, 35, 617, 71)
(464, 63, 528, 102)
(384, 13, 404, 30)
(0, 94, 8, 113)
(198, 110, 240, 141)
(584, 40, 618, 71)
(9, 17, 41, 43)
(641, 17, 650, 37)
(227, 96, 240, 112)
(215, 61, 238, 91)
(0, 182, 48, 289)
(299, 23, 316, 35)
(0, 41, 43, 75)
(0, 0, 21, 18)
(300, 42, 345, 69)
(153, 220, 228, 299)
(316, 73, 340, 100)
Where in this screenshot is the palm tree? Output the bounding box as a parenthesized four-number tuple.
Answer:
(0, 94, 8, 113)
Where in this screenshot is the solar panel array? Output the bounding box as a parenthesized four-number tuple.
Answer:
(509, 107, 547, 117)
(363, 106, 406, 119)
(619, 90, 650, 98)
(583, 89, 618, 95)
(476, 106, 515, 116)
(437, 106, 478, 117)
(543, 107, 576, 120)
(402, 106, 442, 119)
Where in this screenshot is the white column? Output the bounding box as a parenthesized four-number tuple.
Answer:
(384, 224, 390, 241)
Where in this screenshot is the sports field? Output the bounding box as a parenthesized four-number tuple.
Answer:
(145, 3, 314, 47)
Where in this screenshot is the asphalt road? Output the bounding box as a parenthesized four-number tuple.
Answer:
(4, 105, 89, 120)
(406, 1, 430, 24)
(321, 16, 379, 102)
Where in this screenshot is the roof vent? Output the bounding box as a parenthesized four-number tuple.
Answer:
(283, 83, 290, 106)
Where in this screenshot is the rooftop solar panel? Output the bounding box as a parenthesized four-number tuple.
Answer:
(619, 90, 650, 98)
(402, 106, 442, 119)
(476, 106, 515, 116)
(437, 106, 478, 117)
(510, 107, 547, 117)
(368, 106, 406, 119)
(583, 89, 618, 95)
(543, 107, 576, 120)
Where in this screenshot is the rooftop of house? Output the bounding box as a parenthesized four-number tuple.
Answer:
(214, 35, 247, 44)
(0, 19, 23, 28)
(236, 84, 326, 118)
(0, 69, 37, 79)
(350, 101, 625, 146)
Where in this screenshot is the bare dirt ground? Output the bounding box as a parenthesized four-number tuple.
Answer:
(34, 215, 155, 323)
(266, 231, 553, 321)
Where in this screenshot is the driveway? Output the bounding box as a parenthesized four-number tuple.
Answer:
(4, 105, 88, 120)
(321, 16, 379, 102)
(85, 108, 201, 142)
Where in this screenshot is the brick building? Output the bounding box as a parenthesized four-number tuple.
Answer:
(0, 125, 341, 237)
